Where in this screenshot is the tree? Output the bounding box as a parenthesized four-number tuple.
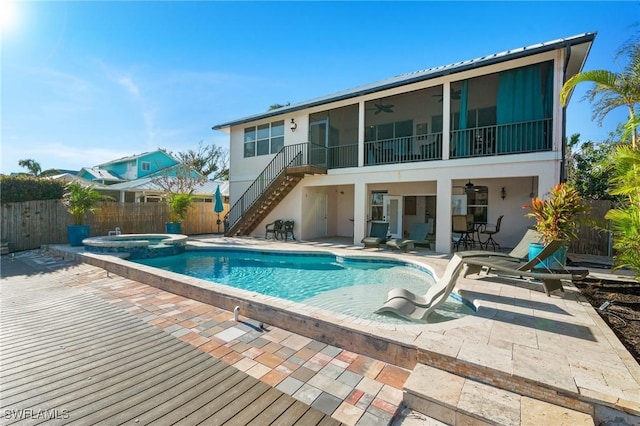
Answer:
(605, 145, 640, 279)
(566, 133, 620, 200)
(560, 39, 640, 148)
(173, 141, 229, 181)
(268, 103, 290, 111)
(18, 159, 41, 176)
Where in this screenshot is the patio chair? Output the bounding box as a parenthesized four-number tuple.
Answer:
(461, 241, 589, 296)
(385, 222, 432, 252)
(479, 215, 503, 251)
(361, 222, 389, 248)
(374, 254, 464, 321)
(452, 215, 474, 251)
(280, 220, 295, 241)
(265, 220, 284, 240)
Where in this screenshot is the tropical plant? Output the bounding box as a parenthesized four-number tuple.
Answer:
(62, 182, 107, 225)
(524, 183, 590, 245)
(604, 145, 640, 279)
(560, 40, 640, 148)
(167, 192, 194, 223)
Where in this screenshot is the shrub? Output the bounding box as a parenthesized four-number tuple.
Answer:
(0, 176, 65, 203)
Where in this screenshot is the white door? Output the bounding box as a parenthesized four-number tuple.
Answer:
(383, 195, 402, 238)
(315, 193, 328, 238)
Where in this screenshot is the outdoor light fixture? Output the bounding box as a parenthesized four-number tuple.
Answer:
(290, 119, 297, 132)
(501, 187, 506, 200)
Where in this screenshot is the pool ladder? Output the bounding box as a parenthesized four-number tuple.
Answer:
(108, 227, 122, 236)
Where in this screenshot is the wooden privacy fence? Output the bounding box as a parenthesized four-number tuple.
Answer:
(1, 200, 229, 253)
(0, 198, 614, 255)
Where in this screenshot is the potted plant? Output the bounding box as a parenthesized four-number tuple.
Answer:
(523, 183, 590, 268)
(166, 192, 193, 234)
(62, 182, 105, 246)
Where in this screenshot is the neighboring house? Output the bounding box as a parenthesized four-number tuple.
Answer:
(72, 149, 213, 203)
(79, 150, 179, 182)
(214, 32, 595, 252)
(105, 179, 229, 204)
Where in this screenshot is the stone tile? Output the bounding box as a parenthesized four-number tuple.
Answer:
(457, 340, 513, 374)
(403, 364, 463, 409)
(294, 347, 317, 361)
(281, 334, 313, 351)
(332, 401, 365, 426)
(345, 388, 365, 405)
(246, 362, 272, 379)
(337, 369, 363, 388)
(355, 392, 374, 411)
(311, 391, 343, 416)
(306, 340, 327, 352)
(336, 350, 360, 364)
(355, 376, 384, 396)
(371, 396, 399, 415)
(209, 345, 233, 359)
(261, 341, 284, 354)
(321, 344, 343, 358)
(256, 352, 284, 369)
(233, 357, 258, 372)
(260, 369, 288, 387)
(512, 344, 577, 393)
(293, 383, 323, 405)
(275, 346, 296, 360)
(347, 356, 386, 380)
(319, 362, 346, 380)
(377, 384, 403, 406)
(308, 373, 354, 399)
(362, 405, 393, 425)
(229, 341, 252, 353)
(291, 366, 316, 382)
(457, 379, 520, 426)
(221, 351, 244, 365)
(214, 326, 246, 342)
(275, 376, 304, 396)
(375, 364, 410, 389)
(520, 396, 594, 426)
(242, 346, 265, 360)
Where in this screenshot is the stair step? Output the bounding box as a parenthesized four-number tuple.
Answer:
(403, 364, 594, 426)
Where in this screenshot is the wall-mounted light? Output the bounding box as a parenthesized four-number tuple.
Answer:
(290, 118, 297, 132)
(501, 187, 506, 200)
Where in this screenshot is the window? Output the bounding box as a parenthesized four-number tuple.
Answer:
(244, 120, 285, 158)
(141, 161, 151, 171)
(370, 191, 386, 221)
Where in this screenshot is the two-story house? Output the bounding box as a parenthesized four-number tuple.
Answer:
(213, 33, 595, 253)
(77, 150, 216, 203)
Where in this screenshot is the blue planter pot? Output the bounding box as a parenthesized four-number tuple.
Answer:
(67, 225, 90, 247)
(528, 242, 567, 269)
(165, 222, 182, 234)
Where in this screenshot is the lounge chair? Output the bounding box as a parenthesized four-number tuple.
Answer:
(361, 222, 389, 248)
(374, 254, 464, 321)
(457, 229, 543, 261)
(461, 241, 589, 296)
(385, 222, 432, 252)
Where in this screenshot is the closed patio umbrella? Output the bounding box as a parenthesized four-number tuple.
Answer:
(214, 185, 224, 233)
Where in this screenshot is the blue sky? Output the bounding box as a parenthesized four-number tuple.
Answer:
(1, 1, 638, 174)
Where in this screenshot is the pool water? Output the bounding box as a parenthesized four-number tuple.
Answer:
(134, 249, 474, 323)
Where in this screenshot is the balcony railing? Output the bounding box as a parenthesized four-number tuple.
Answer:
(327, 144, 358, 169)
(450, 118, 552, 159)
(364, 133, 443, 166)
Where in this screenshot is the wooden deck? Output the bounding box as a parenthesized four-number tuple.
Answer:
(0, 268, 342, 425)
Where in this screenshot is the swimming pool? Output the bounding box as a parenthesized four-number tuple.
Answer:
(83, 234, 187, 259)
(134, 248, 474, 323)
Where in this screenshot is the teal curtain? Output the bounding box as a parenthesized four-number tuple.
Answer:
(455, 80, 469, 156)
(496, 64, 544, 153)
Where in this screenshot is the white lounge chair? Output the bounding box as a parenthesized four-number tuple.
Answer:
(374, 254, 464, 321)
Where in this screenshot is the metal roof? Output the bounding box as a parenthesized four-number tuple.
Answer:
(212, 32, 596, 130)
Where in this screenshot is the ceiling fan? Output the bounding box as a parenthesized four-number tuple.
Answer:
(433, 88, 462, 103)
(370, 103, 394, 114)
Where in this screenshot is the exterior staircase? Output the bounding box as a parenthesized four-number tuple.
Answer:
(225, 143, 327, 237)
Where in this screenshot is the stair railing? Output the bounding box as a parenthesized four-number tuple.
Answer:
(225, 142, 325, 232)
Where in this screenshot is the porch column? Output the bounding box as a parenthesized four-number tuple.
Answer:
(442, 81, 451, 161)
(120, 191, 125, 203)
(537, 173, 557, 200)
(435, 178, 453, 253)
(353, 181, 367, 244)
(358, 100, 365, 167)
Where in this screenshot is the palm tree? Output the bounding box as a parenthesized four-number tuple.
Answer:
(560, 41, 640, 149)
(18, 159, 42, 176)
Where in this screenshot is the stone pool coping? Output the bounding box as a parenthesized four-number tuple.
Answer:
(82, 233, 188, 248)
(50, 238, 640, 423)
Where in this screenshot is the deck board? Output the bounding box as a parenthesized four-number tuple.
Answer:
(0, 273, 343, 425)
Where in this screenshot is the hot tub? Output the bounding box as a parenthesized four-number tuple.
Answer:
(82, 234, 188, 259)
